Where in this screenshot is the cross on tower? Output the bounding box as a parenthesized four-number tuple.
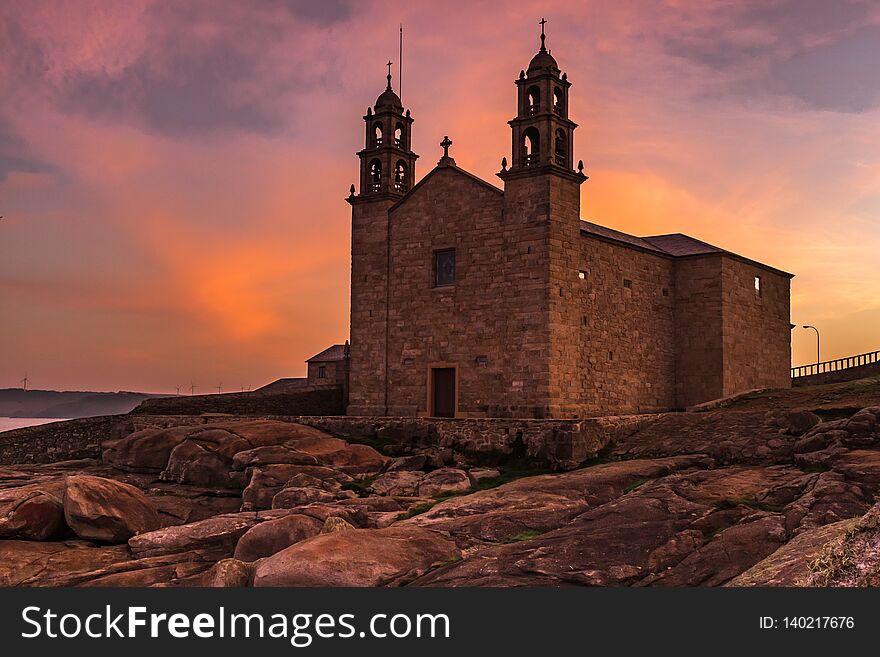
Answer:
(539, 17, 547, 50)
(440, 135, 452, 158)
(386, 60, 393, 88)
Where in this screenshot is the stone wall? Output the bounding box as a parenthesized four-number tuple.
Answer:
(0, 412, 661, 470)
(720, 257, 792, 396)
(385, 165, 542, 417)
(574, 234, 676, 415)
(306, 360, 346, 386)
(348, 197, 395, 415)
(674, 256, 725, 408)
(131, 385, 344, 416)
(792, 361, 880, 387)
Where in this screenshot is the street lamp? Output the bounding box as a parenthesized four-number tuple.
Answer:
(803, 325, 820, 367)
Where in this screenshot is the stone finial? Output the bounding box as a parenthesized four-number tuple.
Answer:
(438, 135, 456, 166)
(501, 156, 508, 171)
(441, 135, 452, 157)
(577, 160, 584, 173)
(367, 107, 372, 116)
(349, 184, 356, 197)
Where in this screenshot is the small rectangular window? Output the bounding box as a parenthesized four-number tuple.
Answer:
(623, 279, 632, 289)
(662, 287, 669, 297)
(754, 276, 762, 298)
(434, 249, 456, 287)
(317, 366, 326, 379)
(578, 271, 587, 280)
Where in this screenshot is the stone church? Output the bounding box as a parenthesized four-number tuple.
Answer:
(346, 28, 793, 419)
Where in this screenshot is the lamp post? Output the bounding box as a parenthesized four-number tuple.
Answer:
(803, 325, 820, 369)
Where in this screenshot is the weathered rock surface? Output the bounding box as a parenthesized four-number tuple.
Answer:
(417, 468, 472, 497)
(4, 394, 880, 588)
(0, 487, 66, 540)
(63, 475, 160, 543)
(129, 511, 283, 558)
(407, 456, 710, 544)
(233, 514, 323, 561)
(370, 470, 425, 497)
(253, 526, 460, 587)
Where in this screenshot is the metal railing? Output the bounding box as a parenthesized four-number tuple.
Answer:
(791, 349, 880, 378)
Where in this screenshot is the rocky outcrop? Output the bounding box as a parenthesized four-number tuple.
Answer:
(63, 475, 160, 543)
(0, 487, 66, 540)
(233, 514, 323, 561)
(2, 394, 880, 588)
(252, 526, 460, 587)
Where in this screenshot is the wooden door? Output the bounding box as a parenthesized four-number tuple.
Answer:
(432, 368, 456, 418)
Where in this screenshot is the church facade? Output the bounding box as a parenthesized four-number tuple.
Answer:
(346, 31, 793, 419)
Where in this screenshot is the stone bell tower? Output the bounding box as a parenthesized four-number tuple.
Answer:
(498, 20, 588, 417)
(347, 65, 419, 415)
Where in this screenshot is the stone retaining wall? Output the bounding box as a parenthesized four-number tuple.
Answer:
(0, 412, 663, 470)
(131, 385, 344, 416)
(792, 364, 880, 388)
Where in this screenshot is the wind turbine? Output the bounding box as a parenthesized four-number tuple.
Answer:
(190, 383, 197, 396)
(216, 383, 223, 394)
(21, 372, 29, 391)
(175, 385, 182, 396)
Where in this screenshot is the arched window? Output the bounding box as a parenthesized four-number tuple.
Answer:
(369, 159, 382, 192)
(522, 127, 540, 166)
(373, 122, 384, 146)
(555, 128, 567, 166)
(394, 160, 408, 192)
(525, 86, 540, 114)
(553, 87, 564, 115)
(394, 123, 405, 148)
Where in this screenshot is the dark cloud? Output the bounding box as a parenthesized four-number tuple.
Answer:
(59, 0, 356, 137)
(771, 26, 880, 113)
(274, 0, 353, 25)
(0, 122, 56, 182)
(661, 0, 880, 112)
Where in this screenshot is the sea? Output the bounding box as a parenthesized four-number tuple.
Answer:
(0, 417, 69, 432)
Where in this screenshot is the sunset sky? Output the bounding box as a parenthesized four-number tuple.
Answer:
(2, 0, 879, 393)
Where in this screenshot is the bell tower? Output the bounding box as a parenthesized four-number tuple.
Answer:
(347, 66, 418, 416)
(497, 20, 588, 417)
(354, 62, 419, 200)
(500, 19, 582, 177)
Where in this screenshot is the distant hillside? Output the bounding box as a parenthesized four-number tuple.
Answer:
(0, 389, 168, 418)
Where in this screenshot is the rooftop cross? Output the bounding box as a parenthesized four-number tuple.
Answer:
(386, 60, 393, 89)
(539, 17, 547, 51)
(440, 135, 452, 158)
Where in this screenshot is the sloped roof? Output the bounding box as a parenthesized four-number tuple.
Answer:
(580, 221, 668, 254)
(389, 163, 502, 213)
(580, 222, 793, 277)
(306, 344, 347, 363)
(642, 233, 724, 257)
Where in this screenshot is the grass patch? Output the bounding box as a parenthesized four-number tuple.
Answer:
(499, 530, 544, 544)
(343, 434, 392, 454)
(713, 497, 787, 514)
(805, 524, 861, 587)
(622, 478, 648, 494)
(796, 462, 831, 474)
(397, 501, 438, 520)
(341, 474, 377, 497)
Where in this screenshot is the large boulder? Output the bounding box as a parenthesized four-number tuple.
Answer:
(370, 471, 425, 497)
(107, 426, 192, 473)
(253, 525, 460, 587)
(233, 514, 323, 561)
(0, 487, 66, 541)
(63, 475, 160, 543)
(128, 511, 287, 558)
(417, 468, 472, 498)
(242, 465, 351, 510)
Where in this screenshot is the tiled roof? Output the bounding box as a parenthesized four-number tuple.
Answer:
(642, 233, 724, 257)
(306, 344, 347, 363)
(580, 221, 668, 254)
(579, 222, 793, 277)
